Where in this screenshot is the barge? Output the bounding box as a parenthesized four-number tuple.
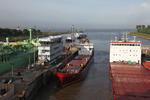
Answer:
(56, 42, 94, 87)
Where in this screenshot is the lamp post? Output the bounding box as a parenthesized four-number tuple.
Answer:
(34, 47, 36, 65)
(29, 28, 32, 43)
(10, 63, 14, 78)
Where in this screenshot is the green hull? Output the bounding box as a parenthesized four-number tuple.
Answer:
(0, 48, 38, 75)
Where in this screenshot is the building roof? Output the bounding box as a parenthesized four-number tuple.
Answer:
(38, 35, 62, 42)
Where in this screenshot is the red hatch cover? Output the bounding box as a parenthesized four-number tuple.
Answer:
(110, 63, 150, 100)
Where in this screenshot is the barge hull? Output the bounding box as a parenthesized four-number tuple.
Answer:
(110, 63, 150, 100)
(57, 54, 93, 87)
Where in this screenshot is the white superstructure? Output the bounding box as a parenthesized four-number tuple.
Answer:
(110, 35, 141, 64)
(38, 35, 63, 63)
(78, 43, 94, 55)
(66, 34, 75, 42)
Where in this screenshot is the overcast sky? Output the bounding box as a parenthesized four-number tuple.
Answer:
(0, 0, 150, 30)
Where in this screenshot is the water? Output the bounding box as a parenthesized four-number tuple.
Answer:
(34, 30, 150, 100)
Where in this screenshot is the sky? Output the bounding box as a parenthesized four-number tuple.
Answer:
(0, 0, 150, 31)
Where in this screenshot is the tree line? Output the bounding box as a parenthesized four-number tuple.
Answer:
(0, 28, 41, 41)
(0, 28, 68, 41)
(0, 28, 41, 37)
(136, 25, 150, 34)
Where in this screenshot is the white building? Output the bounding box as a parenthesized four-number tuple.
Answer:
(38, 35, 63, 63)
(110, 38, 141, 64)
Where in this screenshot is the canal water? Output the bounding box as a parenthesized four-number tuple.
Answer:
(34, 30, 150, 100)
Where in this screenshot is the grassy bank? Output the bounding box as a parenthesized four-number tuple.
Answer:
(130, 32, 150, 40)
(0, 32, 68, 42)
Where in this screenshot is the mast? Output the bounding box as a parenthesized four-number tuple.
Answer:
(71, 25, 74, 33)
(115, 36, 117, 42)
(125, 32, 128, 42)
(133, 36, 136, 42)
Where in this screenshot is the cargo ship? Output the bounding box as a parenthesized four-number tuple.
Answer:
(66, 25, 87, 43)
(110, 33, 150, 100)
(66, 33, 87, 42)
(56, 41, 94, 87)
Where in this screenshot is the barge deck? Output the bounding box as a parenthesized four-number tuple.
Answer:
(110, 63, 150, 100)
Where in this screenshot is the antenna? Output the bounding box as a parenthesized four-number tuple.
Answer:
(121, 32, 125, 42)
(115, 36, 117, 42)
(71, 25, 74, 33)
(133, 36, 136, 42)
(125, 32, 128, 42)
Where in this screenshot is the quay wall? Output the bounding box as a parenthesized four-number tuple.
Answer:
(11, 70, 52, 100)
(11, 49, 78, 100)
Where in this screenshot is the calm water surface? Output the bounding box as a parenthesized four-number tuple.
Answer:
(34, 30, 150, 100)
